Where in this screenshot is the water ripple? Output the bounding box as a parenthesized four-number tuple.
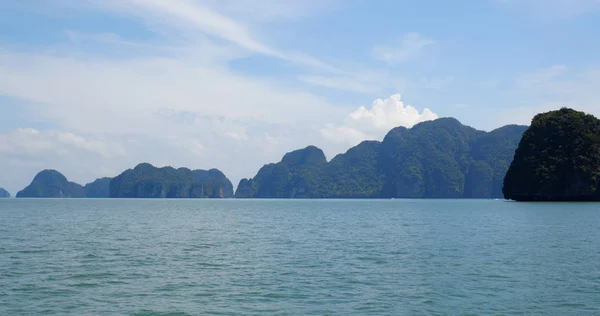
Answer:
(0, 199, 599, 315)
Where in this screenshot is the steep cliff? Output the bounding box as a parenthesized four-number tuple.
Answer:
(503, 108, 600, 201)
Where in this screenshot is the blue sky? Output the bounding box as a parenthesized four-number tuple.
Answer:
(1, 0, 600, 194)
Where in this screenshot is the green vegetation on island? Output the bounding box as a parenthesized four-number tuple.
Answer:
(84, 177, 112, 198)
(503, 108, 600, 201)
(15, 164, 233, 199)
(16, 170, 85, 198)
(109, 163, 234, 198)
(236, 118, 527, 198)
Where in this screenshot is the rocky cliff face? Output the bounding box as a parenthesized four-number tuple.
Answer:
(109, 163, 233, 198)
(236, 119, 527, 199)
(503, 108, 600, 201)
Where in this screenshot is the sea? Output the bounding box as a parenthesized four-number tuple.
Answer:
(1, 199, 599, 315)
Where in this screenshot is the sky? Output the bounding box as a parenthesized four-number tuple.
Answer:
(1, 0, 600, 195)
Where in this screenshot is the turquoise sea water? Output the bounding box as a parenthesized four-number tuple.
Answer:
(1, 199, 599, 315)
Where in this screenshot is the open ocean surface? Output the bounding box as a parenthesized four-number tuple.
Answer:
(1, 199, 600, 315)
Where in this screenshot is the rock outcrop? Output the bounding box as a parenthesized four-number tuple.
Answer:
(503, 108, 600, 201)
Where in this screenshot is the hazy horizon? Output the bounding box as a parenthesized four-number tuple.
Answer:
(1, 0, 600, 194)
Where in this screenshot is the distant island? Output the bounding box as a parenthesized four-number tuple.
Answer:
(17, 110, 600, 201)
(0, 188, 10, 198)
(503, 108, 600, 201)
(16, 164, 233, 199)
(236, 118, 527, 198)
(110, 163, 233, 198)
(14, 117, 529, 199)
(16, 170, 86, 198)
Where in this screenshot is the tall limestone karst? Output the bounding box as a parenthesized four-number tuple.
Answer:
(109, 163, 234, 198)
(237, 118, 527, 199)
(503, 108, 600, 201)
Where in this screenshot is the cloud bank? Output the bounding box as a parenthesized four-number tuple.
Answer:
(321, 94, 438, 146)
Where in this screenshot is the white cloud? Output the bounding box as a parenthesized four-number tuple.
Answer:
(372, 33, 435, 64)
(123, 0, 277, 55)
(0, 0, 357, 135)
(85, 0, 343, 72)
(0, 49, 345, 134)
(320, 124, 370, 148)
(0, 128, 126, 158)
(321, 94, 438, 146)
(0, 128, 129, 194)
